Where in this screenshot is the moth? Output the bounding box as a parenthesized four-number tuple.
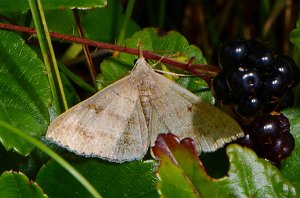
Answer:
(46, 47, 244, 163)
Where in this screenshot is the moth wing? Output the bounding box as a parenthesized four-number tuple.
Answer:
(46, 76, 149, 162)
(149, 72, 244, 153)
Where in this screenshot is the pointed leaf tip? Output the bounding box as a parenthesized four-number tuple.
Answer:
(152, 133, 200, 164)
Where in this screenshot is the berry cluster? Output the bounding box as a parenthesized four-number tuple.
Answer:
(212, 38, 299, 166)
(213, 38, 299, 116)
(237, 113, 294, 166)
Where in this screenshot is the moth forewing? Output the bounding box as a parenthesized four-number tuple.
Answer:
(46, 74, 149, 162)
(145, 67, 244, 153)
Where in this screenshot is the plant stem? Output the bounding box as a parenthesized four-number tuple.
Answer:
(28, 0, 68, 112)
(0, 121, 102, 198)
(158, 0, 166, 28)
(73, 9, 97, 86)
(0, 23, 220, 79)
(116, 0, 136, 45)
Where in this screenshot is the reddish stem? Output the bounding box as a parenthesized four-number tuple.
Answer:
(0, 23, 221, 85)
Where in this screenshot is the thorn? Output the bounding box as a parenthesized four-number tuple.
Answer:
(137, 39, 143, 58)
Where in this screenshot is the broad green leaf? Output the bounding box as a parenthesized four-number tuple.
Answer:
(119, 28, 207, 64)
(0, 0, 107, 12)
(281, 108, 300, 194)
(99, 28, 210, 99)
(44, 0, 140, 43)
(36, 158, 159, 198)
(290, 20, 300, 49)
(0, 171, 47, 197)
(152, 133, 296, 198)
(0, 30, 51, 155)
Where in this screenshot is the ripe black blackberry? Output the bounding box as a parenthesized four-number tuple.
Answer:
(213, 38, 298, 167)
(213, 38, 299, 115)
(218, 38, 250, 70)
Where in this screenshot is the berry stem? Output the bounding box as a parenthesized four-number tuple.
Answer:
(0, 23, 220, 85)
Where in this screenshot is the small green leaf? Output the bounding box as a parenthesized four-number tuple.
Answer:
(0, 30, 51, 155)
(290, 19, 300, 49)
(0, 0, 107, 12)
(0, 171, 47, 197)
(152, 133, 296, 198)
(36, 159, 159, 198)
(281, 108, 300, 194)
(176, 76, 214, 104)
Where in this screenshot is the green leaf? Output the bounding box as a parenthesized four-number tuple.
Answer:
(96, 57, 132, 90)
(44, 0, 140, 43)
(290, 19, 300, 49)
(152, 133, 296, 198)
(281, 108, 300, 194)
(0, 30, 51, 155)
(36, 159, 159, 198)
(0, 0, 107, 12)
(119, 28, 207, 64)
(176, 76, 214, 105)
(0, 171, 47, 197)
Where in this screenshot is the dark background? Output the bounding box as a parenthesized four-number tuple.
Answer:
(129, 0, 299, 64)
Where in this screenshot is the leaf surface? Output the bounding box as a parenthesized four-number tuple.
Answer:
(0, 30, 51, 155)
(36, 159, 159, 198)
(281, 108, 300, 194)
(290, 20, 300, 49)
(0, 171, 47, 197)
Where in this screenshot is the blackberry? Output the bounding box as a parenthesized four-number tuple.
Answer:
(276, 54, 300, 87)
(261, 71, 288, 99)
(247, 40, 275, 71)
(235, 126, 257, 150)
(211, 72, 237, 104)
(226, 65, 262, 97)
(273, 55, 294, 86)
(218, 38, 250, 70)
(250, 114, 281, 143)
(276, 90, 295, 111)
(258, 133, 295, 161)
(213, 38, 297, 167)
(235, 97, 262, 117)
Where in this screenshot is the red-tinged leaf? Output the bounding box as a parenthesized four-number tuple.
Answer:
(152, 133, 217, 197)
(152, 133, 296, 198)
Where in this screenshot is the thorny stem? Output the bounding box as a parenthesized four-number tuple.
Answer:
(73, 9, 97, 86)
(0, 23, 221, 85)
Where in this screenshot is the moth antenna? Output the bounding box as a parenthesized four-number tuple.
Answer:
(137, 39, 143, 58)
